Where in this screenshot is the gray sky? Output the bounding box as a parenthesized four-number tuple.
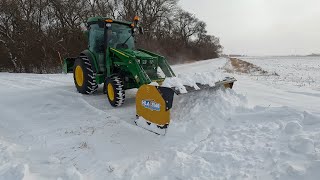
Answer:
(179, 0, 320, 56)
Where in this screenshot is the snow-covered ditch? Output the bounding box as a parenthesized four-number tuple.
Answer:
(0, 57, 320, 179)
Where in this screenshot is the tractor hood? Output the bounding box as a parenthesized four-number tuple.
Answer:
(121, 49, 156, 60)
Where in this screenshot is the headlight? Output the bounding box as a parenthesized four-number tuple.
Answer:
(136, 59, 140, 64)
(149, 60, 153, 64)
(142, 60, 147, 64)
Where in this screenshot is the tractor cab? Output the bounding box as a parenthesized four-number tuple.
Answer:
(107, 23, 135, 49)
(84, 17, 170, 84)
(63, 16, 176, 88)
(88, 21, 135, 53)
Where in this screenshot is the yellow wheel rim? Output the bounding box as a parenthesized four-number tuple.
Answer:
(75, 65, 84, 87)
(108, 83, 115, 101)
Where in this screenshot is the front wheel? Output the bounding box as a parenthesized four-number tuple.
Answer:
(105, 76, 125, 107)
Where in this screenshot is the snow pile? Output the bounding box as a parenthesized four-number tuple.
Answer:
(162, 72, 227, 93)
(288, 135, 315, 154)
(0, 164, 29, 180)
(0, 139, 84, 180)
(284, 121, 302, 134)
(107, 91, 320, 180)
(302, 111, 320, 125)
(0, 139, 32, 180)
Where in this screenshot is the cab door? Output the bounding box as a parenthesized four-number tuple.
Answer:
(88, 24, 105, 72)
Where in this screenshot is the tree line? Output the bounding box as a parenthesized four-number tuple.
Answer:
(0, 0, 223, 73)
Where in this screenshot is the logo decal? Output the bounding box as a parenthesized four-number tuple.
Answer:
(142, 100, 160, 111)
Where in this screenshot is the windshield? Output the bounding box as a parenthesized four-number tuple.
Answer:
(107, 23, 135, 49)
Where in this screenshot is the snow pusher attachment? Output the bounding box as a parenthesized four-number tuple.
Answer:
(135, 85, 175, 135)
(135, 77, 236, 135)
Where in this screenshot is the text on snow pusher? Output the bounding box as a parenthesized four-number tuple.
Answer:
(62, 16, 236, 135)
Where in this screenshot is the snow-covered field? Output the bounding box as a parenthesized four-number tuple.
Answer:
(1, 57, 320, 180)
(241, 56, 320, 90)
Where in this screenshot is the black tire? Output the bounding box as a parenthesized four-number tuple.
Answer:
(105, 76, 125, 107)
(73, 56, 98, 94)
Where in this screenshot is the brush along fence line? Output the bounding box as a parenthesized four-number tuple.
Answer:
(224, 58, 279, 76)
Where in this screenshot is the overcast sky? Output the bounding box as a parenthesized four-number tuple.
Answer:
(179, 0, 320, 56)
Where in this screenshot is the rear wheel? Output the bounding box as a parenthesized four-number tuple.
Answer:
(105, 76, 125, 107)
(73, 56, 98, 94)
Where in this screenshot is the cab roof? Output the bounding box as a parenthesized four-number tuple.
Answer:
(87, 17, 132, 26)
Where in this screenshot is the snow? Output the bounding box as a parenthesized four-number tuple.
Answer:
(240, 56, 320, 90)
(1, 56, 320, 179)
(288, 135, 315, 154)
(162, 72, 226, 93)
(284, 121, 302, 134)
(134, 117, 166, 135)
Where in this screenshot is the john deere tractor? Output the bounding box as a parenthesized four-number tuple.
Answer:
(63, 16, 236, 135)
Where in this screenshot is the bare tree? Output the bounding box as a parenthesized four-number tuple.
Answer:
(0, 0, 222, 73)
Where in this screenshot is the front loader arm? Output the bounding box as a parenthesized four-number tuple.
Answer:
(138, 49, 175, 77)
(110, 48, 152, 86)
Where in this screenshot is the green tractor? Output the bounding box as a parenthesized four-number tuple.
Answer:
(63, 16, 236, 135)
